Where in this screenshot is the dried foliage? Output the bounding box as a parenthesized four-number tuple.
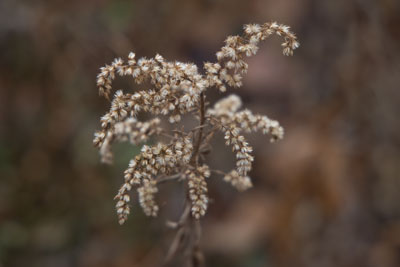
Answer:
(93, 21, 298, 263)
(94, 21, 298, 223)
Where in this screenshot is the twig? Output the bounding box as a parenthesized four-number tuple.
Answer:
(210, 169, 227, 176)
(190, 92, 206, 166)
(157, 173, 183, 184)
(164, 198, 191, 265)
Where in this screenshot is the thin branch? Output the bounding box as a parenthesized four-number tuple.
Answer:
(157, 173, 183, 184)
(164, 198, 191, 265)
(190, 92, 206, 166)
(210, 169, 227, 176)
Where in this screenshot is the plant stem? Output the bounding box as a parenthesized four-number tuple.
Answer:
(165, 92, 206, 266)
(191, 92, 205, 166)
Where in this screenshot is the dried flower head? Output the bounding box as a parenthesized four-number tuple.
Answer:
(93, 22, 298, 226)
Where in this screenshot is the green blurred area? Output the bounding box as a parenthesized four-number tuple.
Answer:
(1, 0, 400, 266)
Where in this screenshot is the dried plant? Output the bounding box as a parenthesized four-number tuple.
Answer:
(93, 21, 298, 265)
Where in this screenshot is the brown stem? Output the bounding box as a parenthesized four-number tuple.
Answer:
(191, 219, 204, 267)
(157, 173, 182, 185)
(164, 200, 191, 264)
(190, 92, 205, 166)
(165, 93, 206, 266)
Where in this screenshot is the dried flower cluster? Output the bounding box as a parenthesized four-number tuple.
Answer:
(185, 165, 210, 219)
(93, 22, 298, 226)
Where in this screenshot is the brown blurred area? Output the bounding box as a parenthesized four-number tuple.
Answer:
(1, 0, 400, 266)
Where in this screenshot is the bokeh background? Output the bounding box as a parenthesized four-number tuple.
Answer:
(1, 0, 400, 266)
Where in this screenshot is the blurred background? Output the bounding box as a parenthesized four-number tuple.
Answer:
(1, 0, 400, 266)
